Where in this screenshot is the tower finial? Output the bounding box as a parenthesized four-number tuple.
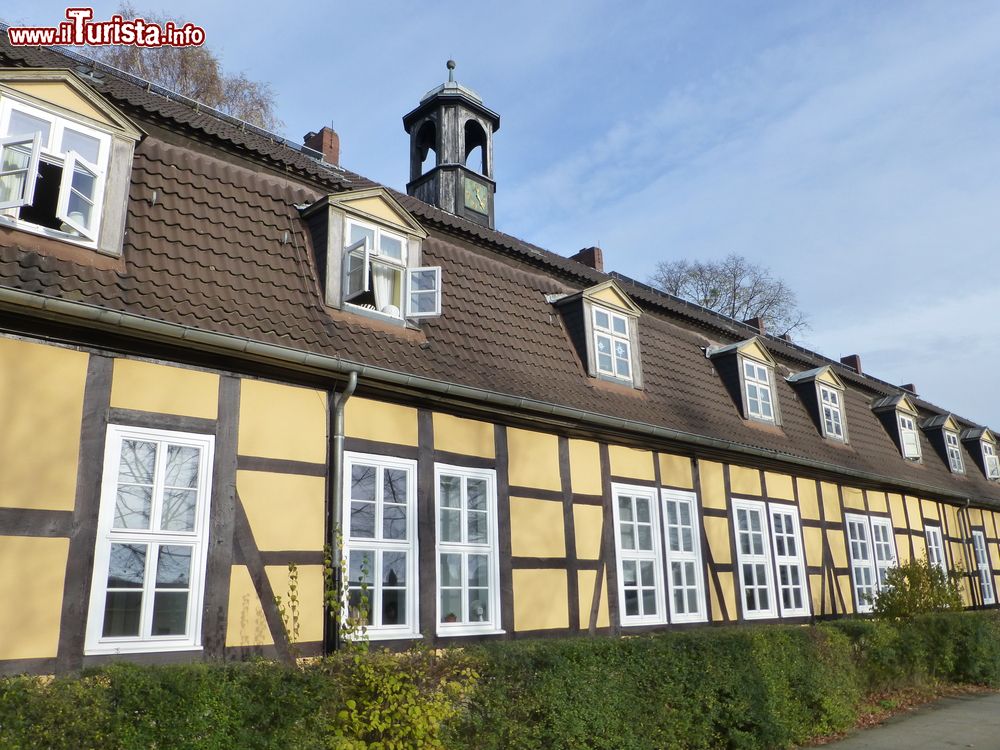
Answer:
(447, 59, 456, 82)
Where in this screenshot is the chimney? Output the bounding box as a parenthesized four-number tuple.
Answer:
(569, 246, 603, 273)
(303, 126, 340, 166)
(900, 383, 918, 395)
(779, 333, 793, 342)
(840, 354, 862, 374)
(743, 316, 765, 334)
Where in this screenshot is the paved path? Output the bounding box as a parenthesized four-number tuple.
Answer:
(821, 692, 1000, 748)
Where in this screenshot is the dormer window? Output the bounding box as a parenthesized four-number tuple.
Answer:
(819, 385, 845, 440)
(743, 359, 775, 422)
(0, 70, 141, 255)
(984, 442, 1000, 480)
(944, 430, 964, 473)
(592, 306, 632, 382)
(787, 366, 848, 442)
(898, 413, 921, 460)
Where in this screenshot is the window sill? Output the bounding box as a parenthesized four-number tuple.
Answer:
(363, 631, 423, 642)
(343, 302, 420, 330)
(620, 618, 668, 628)
(0, 214, 107, 253)
(84, 642, 203, 656)
(435, 627, 506, 638)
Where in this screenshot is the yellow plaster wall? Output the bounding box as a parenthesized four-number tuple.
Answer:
(704, 516, 732, 565)
(591, 285, 631, 308)
(110, 359, 219, 419)
(344, 196, 409, 228)
(838, 575, 855, 615)
(226, 565, 274, 647)
(764, 472, 795, 501)
(0, 337, 87, 511)
(741, 339, 773, 365)
(828, 529, 848, 569)
(906, 536, 922, 563)
(699, 461, 727, 509)
(842, 487, 866, 511)
(432, 413, 494, 458)
(886, 494, 906, 529)
(0, 536, 68, 659)
(237, 471, 325, 551)
(658, 453, 693, 489)
(507, 428, 561, 491)
(716, 571, 737, 622)
(573, 505, 604, 560)
(809, 574, 826, 616)
(905, 497, 923, 531)
(265, 564, 324, 644)
(797, 478, 820, 520)
(821, 483, 842, 522)
(509, 497, 566, 558)
(803, 526, 824, 568)
(815, 369, 841, 387)
(343, 396, 416, 448)
(608, 445, 654, 481)
(7, 81, 112, 124)
(513, 569, 569, 631)
(867, 491, 888, 514)
(577, 569, 609, 629)
(729, 465, 761, 496)
(240, 380, 327, 462)
(568, 439, 602, 495)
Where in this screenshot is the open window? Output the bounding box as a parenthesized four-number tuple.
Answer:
(0, 131, 40, 209)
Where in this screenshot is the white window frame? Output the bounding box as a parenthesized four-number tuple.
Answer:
(612, 482, 666, 626)
(983, 442, 999, 480)
(0, 96, 111, 248)
(434, 463, 502, 636)
(769, 504, 810, 617)
(742, 358, 775, 423)
(898, 413, 921, 460)
(945, 430, 964, 473)
(870, 517, 897, 588)
(85, 425, 215, 655)
(660, 489, 707, 623)
(972, 530, 995, 605)
(592, 305, 634, 383)
(405, 265, 442, 318)
(732, 498, 777, 619)
(341, 452, 419, 640)
(0, 131, 41, 210)
(845, 513, 896, 613)
(819, 385, 845, 441)
(925, 525, 947, 575)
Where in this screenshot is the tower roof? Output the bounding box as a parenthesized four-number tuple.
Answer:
(403, 60, 500, 132)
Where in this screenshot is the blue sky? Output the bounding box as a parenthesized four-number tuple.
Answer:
(6, 1, 1000, 427)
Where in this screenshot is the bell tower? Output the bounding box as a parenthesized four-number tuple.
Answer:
(403, 61, 500, 229)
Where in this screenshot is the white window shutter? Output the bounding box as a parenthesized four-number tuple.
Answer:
(342, 236, 370, 301)
(56, 150, 102, 240)
(405, 266, 442, 318)
(901, 429, 920, 458)
(0, 132, 41, 210)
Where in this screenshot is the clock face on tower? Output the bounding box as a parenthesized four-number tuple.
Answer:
(463, 177, 488, 215)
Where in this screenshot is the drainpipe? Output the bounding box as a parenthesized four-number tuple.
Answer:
(326, 371, 358, 654)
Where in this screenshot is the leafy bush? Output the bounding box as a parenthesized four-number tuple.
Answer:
(871, 558, 964, 620)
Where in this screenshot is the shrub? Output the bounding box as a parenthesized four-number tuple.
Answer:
(871, 558, 964, 620)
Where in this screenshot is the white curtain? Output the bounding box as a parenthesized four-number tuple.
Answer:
(372, 262, 396, 312)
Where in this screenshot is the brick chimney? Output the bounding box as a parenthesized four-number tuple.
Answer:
(743, 316, 765, 334)
(900, 383, 918, 395)
(840, 354, 862, 374)
(569, 246, 603, 272)
(303, 126, 340, 166)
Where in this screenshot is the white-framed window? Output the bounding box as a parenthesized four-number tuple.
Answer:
(341, 452, 419, 639)
(435, 464, 501, 635)
(612, 483, 666, 625)
(742, 359, 775, 422)
(85, 425, 214, 654)
(769, 505, 810, 617)
(898, 413, 921, 460)
(732, 498, 777, 619)
(592, 305, 633, 382)
(0, 96, 110, 246)
(972, 530, 995, 605)
(342, 218, 440, 320)
(983, 442, 999, 480)
(820, 385, 845, 440)
(661, 489, 706, 623)
(925, 525, 947, 575)
(845, 513, 896, 613)
(945, 430, 964, 473)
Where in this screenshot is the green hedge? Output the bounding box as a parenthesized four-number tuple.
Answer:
(2, 612, 999, 749)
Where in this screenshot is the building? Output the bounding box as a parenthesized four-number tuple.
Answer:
(1, 38, 998, 676)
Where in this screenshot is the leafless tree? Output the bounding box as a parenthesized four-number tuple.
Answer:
(650, 253, 808, 337)
(86, 3, 282, 130)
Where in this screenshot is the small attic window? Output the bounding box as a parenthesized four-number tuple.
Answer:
(592, 305, 633, 382)
(742, 358, 775, 423)
(898, 413, 921, 460)
(819, 385, 845, 441)
(984, 442, 1000, 480)
(944, 430, 964, 474)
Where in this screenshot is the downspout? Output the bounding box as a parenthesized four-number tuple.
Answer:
(326, 370, 358, 654)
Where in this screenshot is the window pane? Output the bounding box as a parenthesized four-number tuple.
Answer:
(7, 110, 50, 144)
(382, 589, 405, 625)
(114, 485, 152, 529)
(639, 561, 655, 586)
(164, 445, 200, 488)
(612, 316, 627, 335)
(161, 489, 197, 532)
(61, 127, 101, 163)
(440, 589, 462, 623)
(440, 507, 462, 543)
(668, 526, 679, 551)
(681, 528, 693, 552)
(67, 164, 97, 229)
(350, 501, 375, 538)
(618, 497, 633, 522)
(467, 509, 488, 544)
(379, 233, 403, 260)
(349, 223, 375, 247)
(635, 498, 650, 523)
(440, 475, 462, 508)
(0, 143, 30, 203)
(468, 590, 489, 622)
(348, 550, 374, 586)
(102, 591, 142, 637)
(119, 440, 156, 484)
(641, 589, 657, 616)
(621, 560, 637, 586)
(348, 589, 373, 626)
(155, 545, 191, 588)
(637, 524, 652, 551)
(383, 468, 407, 504)
(440, 553, 462, 587)
(383, 504, 407, 540)
(467, 479, 487, 511)
(594, 309, 610, 329)
(619, 522, 635, 550)
(107, 543, 146, 588)
(624, 589, 639, 617)
(151, 591, 188, 636)
(382, 551, 407, 586)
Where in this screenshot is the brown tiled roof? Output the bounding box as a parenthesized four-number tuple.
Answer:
(2, 39, 999, 506)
